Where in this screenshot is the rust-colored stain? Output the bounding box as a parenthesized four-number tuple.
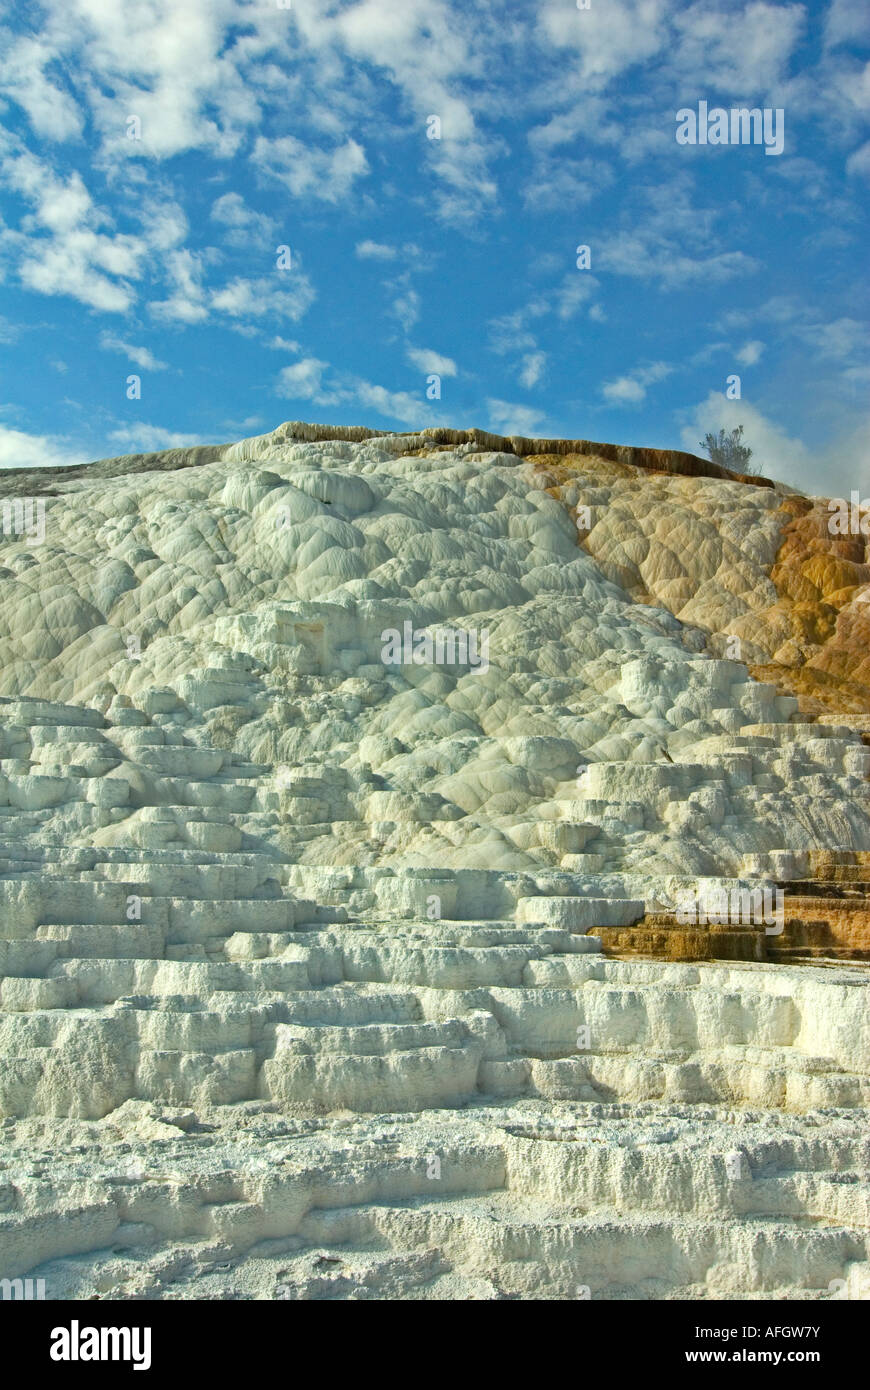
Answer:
(746, 499, 870, 717)
(593, 920, 765, 962)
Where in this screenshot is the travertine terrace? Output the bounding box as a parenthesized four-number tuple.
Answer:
(0, 422, 868, 1300)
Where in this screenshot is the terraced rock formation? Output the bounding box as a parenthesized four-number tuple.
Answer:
(0, 422, 867, 1299)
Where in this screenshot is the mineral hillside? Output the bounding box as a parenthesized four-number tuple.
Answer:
(0, 421, 868, 1300)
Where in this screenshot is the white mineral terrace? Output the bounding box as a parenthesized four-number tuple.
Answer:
(0, 424, 867, 1299)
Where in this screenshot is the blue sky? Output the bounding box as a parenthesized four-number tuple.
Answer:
(0, 0, 868, 494)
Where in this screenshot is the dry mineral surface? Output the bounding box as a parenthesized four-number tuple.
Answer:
(0, 422, 867, 1300)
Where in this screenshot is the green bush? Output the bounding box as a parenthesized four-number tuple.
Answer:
(699, 425, 755, 473)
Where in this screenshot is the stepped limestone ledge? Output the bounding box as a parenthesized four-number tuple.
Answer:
(0, 420, 868, 1301)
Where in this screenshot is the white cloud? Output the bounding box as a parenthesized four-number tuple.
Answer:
(138, 198, 190, 254)
(210, 192, 276, 243)
(406, 347, 457, 377)
(275, 354, 439, 427)
(299, 0, 504, 223)
(736, 340, 764, 366)
(555, 273, 598, 320)
(602, 376, 648, 405)
(690, 340, 729, 365)
(0, 0, 514, 222)
(720, 299, 870, 368)
(486, 399, 546, 437)
(355, 240, 397, 260)
(488, 306, 545, 356)
(539, 0, 670, 85)
(40, 0, 264, 162)
(671, 1, 805, 96)
(354, 380, 429, 426)
(268, 336, 302, 353)
(253, 135, 369, 203)
(847, 140, 870, 179)
(18, 238, 136, 312)
(0, 31, 84, 141)
(210, 274, 315, 323)
(99, 331, 168, 371)
(816, 410, 870, 496)
(277, 358, 332, 401)
(148, 248, 210, 324)
(150, 257, 315, 328)
(794, 315, 870, 361)
(598, 231, 758, 288)
(391, 289, 421, 332)
(825, 0, 870, 50)
(591, 177, 763, 290)
(844, 365, 870, 386)
(228, 415, 266, 433)
(522, 155, 614, 209)
(0, 422, 88, 471)
(602, 361, 672, 404)
(107, 424, 208, 453)
(519, 352, 546, 389)
(3, 151, 145, 312)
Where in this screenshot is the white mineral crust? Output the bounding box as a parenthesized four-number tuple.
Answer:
(0, 424, 867, 1299)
